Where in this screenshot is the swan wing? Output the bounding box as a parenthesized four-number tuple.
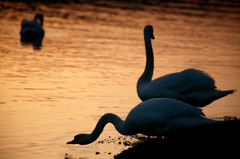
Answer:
(151, 68, 216, 94)
(124, 98, 206, 135)
(21, 19, 43, 30)
(147, 98, 205, 117)
(173, 69, 216, 93)
(21, 19, 29, 28)
(20, 19, 44, 44)
(127, 98, 204, 124)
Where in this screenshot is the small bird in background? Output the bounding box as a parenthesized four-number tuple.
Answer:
(20, 13, 45, 49)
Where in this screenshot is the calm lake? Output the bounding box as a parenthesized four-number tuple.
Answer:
(0, 0, 240, 158)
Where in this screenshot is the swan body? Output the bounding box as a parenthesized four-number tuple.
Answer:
(20, 13, 44, 49)
(67, 98, 217, 145)
(137, 25, 234, 107)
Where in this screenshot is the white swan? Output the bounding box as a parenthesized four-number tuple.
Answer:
(67, 98, 217, 145)
(20, 13, 45, 49)
(137, 25, 235, 107)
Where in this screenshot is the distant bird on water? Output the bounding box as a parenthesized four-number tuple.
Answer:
(67, 98, 217, 145)
(20, 13, 44, 49)
(137, 25, 235, 107)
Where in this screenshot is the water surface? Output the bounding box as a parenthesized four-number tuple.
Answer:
(0, 1, 240, 159)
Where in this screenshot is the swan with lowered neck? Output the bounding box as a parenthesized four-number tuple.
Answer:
(20, 13, 45, 49)
(137, 25, 235, 107)
(67, 98, 217, 145)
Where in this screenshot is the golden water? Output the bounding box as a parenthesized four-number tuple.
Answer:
(0, 1, 240, 159)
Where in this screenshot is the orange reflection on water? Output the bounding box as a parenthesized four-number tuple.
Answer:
(0, 1, 240, 159)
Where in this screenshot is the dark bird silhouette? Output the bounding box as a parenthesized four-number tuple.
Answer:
(20, 13, 44, 49)
(67, 98, 217, 145)
(137, 25, 235, 107)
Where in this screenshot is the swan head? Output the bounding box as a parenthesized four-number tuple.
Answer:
(34, 13, 44, 26)
(67, 134, 92, 145)
(144, 25, 155, 39)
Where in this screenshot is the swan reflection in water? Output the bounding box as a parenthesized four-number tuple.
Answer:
(67, 98, 217, 145)
(20, 13, 45, 49)
(137, 25, 234, 107)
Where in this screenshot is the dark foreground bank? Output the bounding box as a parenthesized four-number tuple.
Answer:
(114, 118, 240, 159)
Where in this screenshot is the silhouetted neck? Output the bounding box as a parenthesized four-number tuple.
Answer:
(138, 30, 154, 84)
(87, 113, 126, 143)
(34, 14, 43, 26)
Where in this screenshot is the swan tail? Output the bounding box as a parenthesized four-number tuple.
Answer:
(183, 89, 235, 107)
(204, 89, 235, 106)
(211, 89, 235, 100)
(222, 89, 236, 94)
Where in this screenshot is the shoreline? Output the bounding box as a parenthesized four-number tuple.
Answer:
(114, 118, 240, 158)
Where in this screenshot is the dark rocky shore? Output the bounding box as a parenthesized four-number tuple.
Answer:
(114, 118, 240, 159)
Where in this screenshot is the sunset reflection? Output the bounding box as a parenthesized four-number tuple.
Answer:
(0, 0, 240, 159)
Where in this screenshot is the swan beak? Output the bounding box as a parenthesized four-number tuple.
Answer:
(66, 139, 77, 144)
(151, 34, 155, 39)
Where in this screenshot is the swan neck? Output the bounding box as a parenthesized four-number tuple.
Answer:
(138, 31, 154, 84)
(34, 14, 43, 26)
(88, 113, 126, 143)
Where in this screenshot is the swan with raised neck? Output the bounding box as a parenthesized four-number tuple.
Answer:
(137, 25, 155, 85)
(137, 25, 235, 107)
(20, 13, 45, 49)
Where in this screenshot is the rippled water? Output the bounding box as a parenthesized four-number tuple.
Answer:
(0, 1, 240, 159)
